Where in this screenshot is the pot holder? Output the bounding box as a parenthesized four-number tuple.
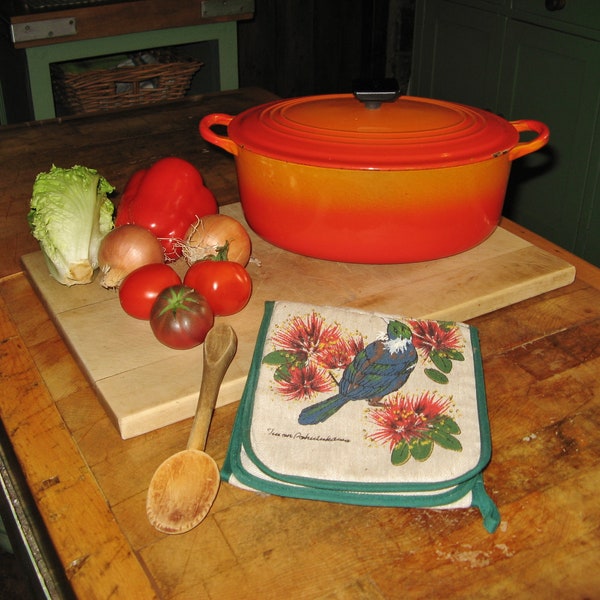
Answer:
(222, 301, 500, 533)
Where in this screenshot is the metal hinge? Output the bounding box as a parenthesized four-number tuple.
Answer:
(11, 17, 77, 44)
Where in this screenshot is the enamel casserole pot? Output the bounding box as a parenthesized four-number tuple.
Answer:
(199, 89, 549, 263)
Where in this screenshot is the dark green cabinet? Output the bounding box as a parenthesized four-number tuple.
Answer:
(412, 1, 505, 109)
(411, 0, 600, 266)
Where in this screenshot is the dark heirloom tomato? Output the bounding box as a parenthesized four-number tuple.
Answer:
(150, 285, 214, 350)
(119, 263, 181, 320)
(183, 260, 252, 316)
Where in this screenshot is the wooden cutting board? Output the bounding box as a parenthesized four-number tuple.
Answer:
(22, 203, 575, 439)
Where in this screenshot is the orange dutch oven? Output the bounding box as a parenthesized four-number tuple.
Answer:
(199, 89, 549, 263)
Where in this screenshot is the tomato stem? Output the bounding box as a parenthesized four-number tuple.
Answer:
(158, 286, 202, 317)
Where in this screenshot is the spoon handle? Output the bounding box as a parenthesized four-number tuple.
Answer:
(187, 324, 238, 452)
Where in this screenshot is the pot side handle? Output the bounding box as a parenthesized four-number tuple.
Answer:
(508, 119, 550, 161)
(199, 113, 238, 156)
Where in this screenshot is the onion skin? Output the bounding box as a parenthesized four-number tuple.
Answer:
(182, 214, 252, 266)
(98, 224, 164, 288)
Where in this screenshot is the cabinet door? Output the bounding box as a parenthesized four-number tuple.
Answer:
(579, 126, 600, 265)
(498, 20, 600, 257)
(411, 0, 505, 110)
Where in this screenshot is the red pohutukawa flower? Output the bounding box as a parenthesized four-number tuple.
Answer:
(266, 312, 366, 400)
(408, 319, 463, 360)
(271, 312, 343, 364)
(275, 363, 335, 401)
(316, 336, 364, 370)
(367, 391, 454, 450)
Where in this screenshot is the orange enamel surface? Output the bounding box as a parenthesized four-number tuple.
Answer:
(236, 150, 511, 263)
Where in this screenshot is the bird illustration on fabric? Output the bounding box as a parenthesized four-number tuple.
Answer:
(298, 320, 418, 425)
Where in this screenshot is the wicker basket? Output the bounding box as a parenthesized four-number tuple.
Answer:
(52, 50, 203, 115)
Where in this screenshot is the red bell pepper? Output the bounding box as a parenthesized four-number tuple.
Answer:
(115, 157, 217, 260)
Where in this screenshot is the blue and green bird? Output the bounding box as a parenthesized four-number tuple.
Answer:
(298, 320, 417, 425)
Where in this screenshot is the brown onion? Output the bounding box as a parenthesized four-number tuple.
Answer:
(181, 214, 252, 266)
(98, 224, 164, 288)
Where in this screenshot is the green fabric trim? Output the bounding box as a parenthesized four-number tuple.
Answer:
(471, 475, 501, 533)
(221, 301, 275, 482)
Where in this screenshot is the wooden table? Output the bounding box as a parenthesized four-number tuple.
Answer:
(1, 88, 599, 599)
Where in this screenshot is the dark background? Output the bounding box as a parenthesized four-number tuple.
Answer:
(237, 0, 415, 98)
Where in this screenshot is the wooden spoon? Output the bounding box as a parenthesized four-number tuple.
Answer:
(146, 323, 238, 534)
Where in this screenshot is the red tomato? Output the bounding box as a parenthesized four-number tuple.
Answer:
(183, 260, 252, 316)
(119, 263, 181, 320)
(150, 285, 214, 350)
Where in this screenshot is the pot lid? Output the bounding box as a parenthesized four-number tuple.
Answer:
(227, 93, 521, 169)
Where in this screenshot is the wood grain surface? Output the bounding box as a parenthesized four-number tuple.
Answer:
(2, 268, 600, 598)
(1, 89, 599, 599)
